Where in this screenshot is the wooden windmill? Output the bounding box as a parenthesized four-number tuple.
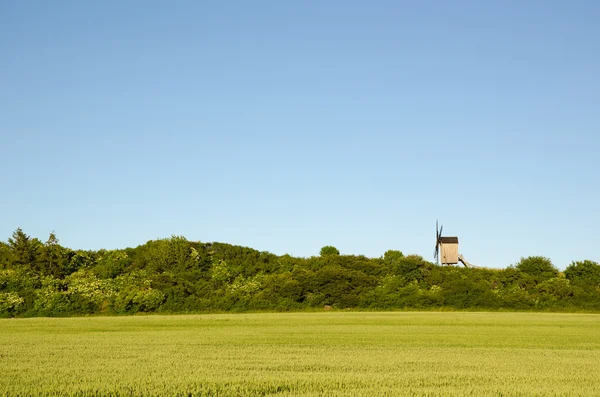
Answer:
(434, 221, 474, 267)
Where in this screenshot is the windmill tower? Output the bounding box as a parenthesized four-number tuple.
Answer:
(434, 221, 474, 267)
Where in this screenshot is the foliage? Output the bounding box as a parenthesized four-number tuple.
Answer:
(565, 260, 600, 287)
(94, 250, 131, 279)
(389, 254, 430, 282)
(0, 292, 24, 317)
(7, 228, 40, 269)
(319, 245, 340, 256)
(38, 232, 66, 277)
(382, 250, 403, 265)
(515, 256, 559, 282)
(0, 242, 12, 267)
(1, 228, 600, 316)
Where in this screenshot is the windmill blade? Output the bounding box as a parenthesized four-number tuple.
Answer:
(436, 221, 443, 265)
(434, 220, 439, 255)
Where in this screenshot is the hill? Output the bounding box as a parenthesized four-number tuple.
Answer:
(1, 228, 599, 317)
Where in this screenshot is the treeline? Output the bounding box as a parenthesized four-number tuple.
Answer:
(1, 228, 600, 317)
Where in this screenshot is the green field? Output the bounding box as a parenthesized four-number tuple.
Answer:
(1, 312, 599, 396)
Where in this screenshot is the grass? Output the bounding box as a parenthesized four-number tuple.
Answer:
(1, 312, 599, 396)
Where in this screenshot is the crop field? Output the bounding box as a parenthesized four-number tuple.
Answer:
(1, 312, 599, 396)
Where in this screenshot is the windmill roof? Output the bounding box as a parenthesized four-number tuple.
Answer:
(440, 236, 459, 244)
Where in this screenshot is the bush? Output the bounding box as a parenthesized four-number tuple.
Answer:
(565, 260, 600, 287)
(515, 256, 558, 282)
(389, 255, 430, 282)
(0, 292, 25, 317)
(320, 246, 340, 256)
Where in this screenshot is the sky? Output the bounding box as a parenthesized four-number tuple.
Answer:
(1, 1, 598, 269)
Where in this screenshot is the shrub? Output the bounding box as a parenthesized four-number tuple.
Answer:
(320, 246, 340, 256)
(515, 256, 558, 282)
(565, 260, 600, 287)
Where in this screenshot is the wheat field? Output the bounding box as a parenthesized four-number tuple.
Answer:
(1, 312, 599, 396)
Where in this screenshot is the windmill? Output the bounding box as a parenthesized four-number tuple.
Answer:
(434, 220, 474, 267)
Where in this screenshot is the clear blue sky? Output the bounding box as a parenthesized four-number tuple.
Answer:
(1, 1, 598, 269)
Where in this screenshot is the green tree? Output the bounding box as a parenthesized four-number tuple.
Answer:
(0, 242, 11, 268)
(94, 250, 131, 279)
(138, 236, 200, 274)
(7, 228, 40, 269)
(389, 254, 430, 282)
(565, 260, 600, 286)
(66, 250, 96, 274)
(211, 260, 232, 284)
(0, 292, 25, 317)
(383, 250, 404, 266)
(320, 246, 340, 256)
(515, 256, 558, 282)
(39, 232, 65, 277)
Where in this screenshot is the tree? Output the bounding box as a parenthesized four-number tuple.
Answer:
(515, 256, 558, 281)
(320, 246, 340, 256)
(390, 254, 430, 282)
(138, 236, 199, 274)
(383, 250, 404, 267)
(565, 260, 600, 286)
(39, 232, 65, 277)
(0, 242, 11, 268)
(7, 228, 40, 269)
(94, 250, 131, 279)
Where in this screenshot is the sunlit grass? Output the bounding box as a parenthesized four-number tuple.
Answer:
(1, 312, 599, 396)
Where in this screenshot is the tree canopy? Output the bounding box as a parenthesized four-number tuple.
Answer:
(515, 256, 559, 281)
(0, 228, 599, 317)
(320, 246, 340, 256)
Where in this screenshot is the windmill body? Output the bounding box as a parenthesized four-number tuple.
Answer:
(439, 236, 459, 265)
(434, 221, 474, 267)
